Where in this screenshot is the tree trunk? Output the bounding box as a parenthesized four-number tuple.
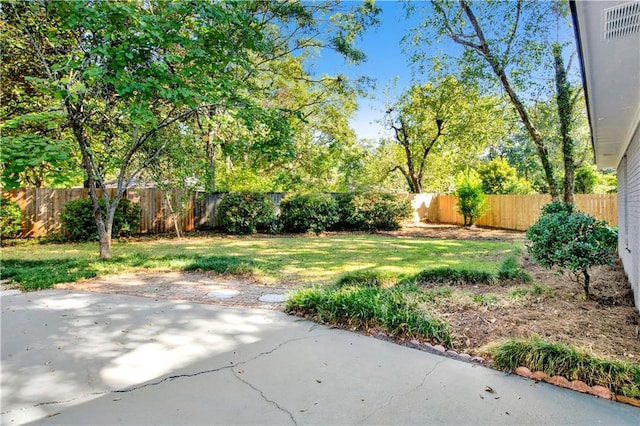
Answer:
(398, 116, 422, 193)
(165, 191, 182, 239)
(459, 0, 559, 201)
(207, 127, 217, 193)
(553, 43, 576, 204)
(67, 100, 113, 259)
(582, 269, 590, 299)
(98, 223, 112, 260)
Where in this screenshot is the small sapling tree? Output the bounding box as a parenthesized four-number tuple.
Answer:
(526, 202, 618, 299)
(454, 169, 488, 227)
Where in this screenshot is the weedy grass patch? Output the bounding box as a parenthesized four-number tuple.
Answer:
(508, 283, 555, 300)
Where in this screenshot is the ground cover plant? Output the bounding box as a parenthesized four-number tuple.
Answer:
(286, 280, 453, 345)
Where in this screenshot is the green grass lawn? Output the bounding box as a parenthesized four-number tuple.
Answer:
(1, 234, 521, 290)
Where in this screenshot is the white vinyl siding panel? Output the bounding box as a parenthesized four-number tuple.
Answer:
(619, 128, 640, 309)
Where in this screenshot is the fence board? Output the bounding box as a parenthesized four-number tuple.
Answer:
(1, 188, 618, 237)
(428, 193, 616, 231)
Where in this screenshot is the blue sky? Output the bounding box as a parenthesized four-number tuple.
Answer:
(313, 1, 420, 141)
(308, 0, 578, 142)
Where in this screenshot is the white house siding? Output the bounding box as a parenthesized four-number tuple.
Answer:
(618, 127, 640, 310)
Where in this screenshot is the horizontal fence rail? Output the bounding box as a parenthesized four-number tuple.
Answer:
(1, 188, 617, 237)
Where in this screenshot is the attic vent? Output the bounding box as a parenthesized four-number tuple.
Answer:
(603, 1, 640, 40)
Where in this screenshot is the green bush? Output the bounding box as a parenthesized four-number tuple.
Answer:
(334, 192, 412, 231)
(540, 200, 575, 216)
(279, 193, 338, 234)
(216, 192, 275, 235)
(455, 170, 488, 226)
(0, 198, 23, 239)
(60, 197, 141, 242)
(575, 163, 598, 194)
(526, 202, 617, 298)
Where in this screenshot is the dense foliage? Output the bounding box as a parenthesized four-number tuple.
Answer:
(478, 158, 532, 194)
(0, 198, 23, 239)
(216, 192, 275, 235)
(454, 170, 488, 226)
(279, 193, 338, 234)
(334, 192, 412, 231)
(526, 202, 617, 298)
(60, 198, 141, 242)
(3, 1, 379, 259)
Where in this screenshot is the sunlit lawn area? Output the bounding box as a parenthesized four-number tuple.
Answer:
(2, 234, 521, 290)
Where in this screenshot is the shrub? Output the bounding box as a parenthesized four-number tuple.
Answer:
(279, 193, 338, 234)
(454, 169, 488, 226)
(216, 192, 275, 235)
(491, 337, 640, 398)
(575, 163, 598, 194)
(478, 158, 520, 195)
(60, 198, 141, 242)
(334, 192, 412, 231)
(0, 198, 23, 239)
(526, 202, 617, 298)
(540, 200, 575, 216)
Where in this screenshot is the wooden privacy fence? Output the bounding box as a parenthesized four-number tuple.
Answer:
(2, 187, 196, 237)
(1, 188, 618, 237)
(418, 193, 617, 231)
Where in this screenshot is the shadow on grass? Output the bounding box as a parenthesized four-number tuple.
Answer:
(3, 255, 259, 291)
(1, 258, 98, 291)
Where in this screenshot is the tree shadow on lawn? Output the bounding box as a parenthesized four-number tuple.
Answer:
(2, 255, 259, 292)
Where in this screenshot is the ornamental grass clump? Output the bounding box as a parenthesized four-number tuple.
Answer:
(285, 277, 452, 345)
(491, 337, 640, 398)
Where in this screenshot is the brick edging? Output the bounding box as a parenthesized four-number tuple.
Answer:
(514, 366, 640, 407)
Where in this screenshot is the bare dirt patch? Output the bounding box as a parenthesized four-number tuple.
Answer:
(56, 271, 293, 310)
(54, 224, 639, 364)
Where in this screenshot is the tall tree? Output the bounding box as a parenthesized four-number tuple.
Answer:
(384, 76, 503, 193)
(9, 1, 379, 258)
(0, 4, 82, 188)
(192, 0, 380, 192)
(553, 42, 578, 204)
(412, 0, 561, 199)
(10, 1, 289, 258)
